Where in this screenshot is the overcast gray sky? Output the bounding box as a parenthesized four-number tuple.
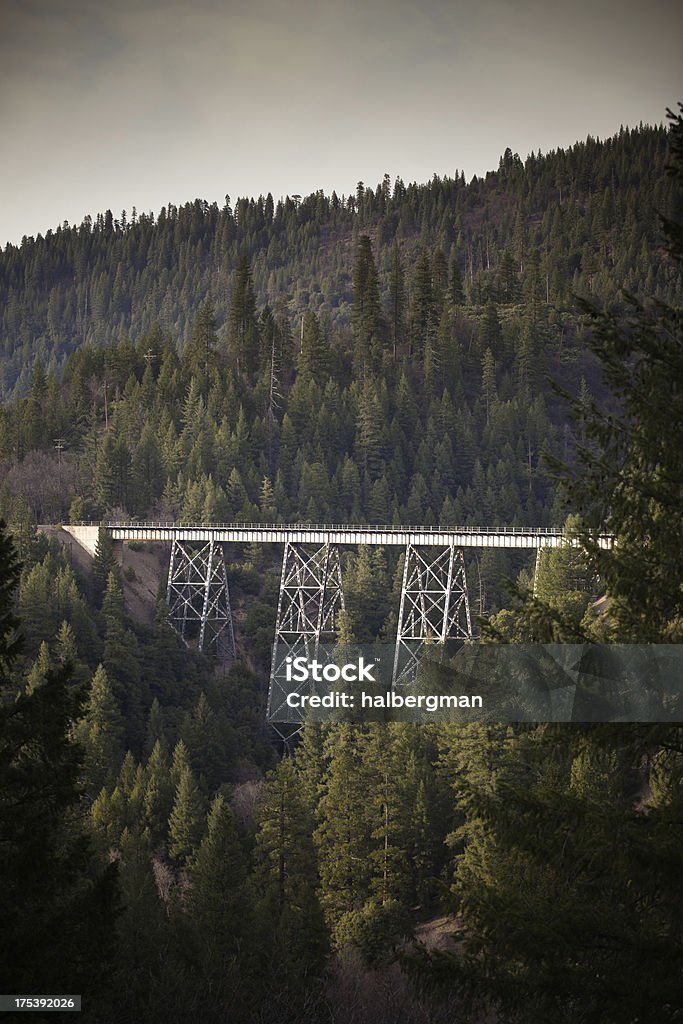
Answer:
(0, 0, 681, 246)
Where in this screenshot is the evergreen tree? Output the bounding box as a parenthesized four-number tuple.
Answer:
(410, 248, 435, 358)
(388, 240, 406, 360)
(253, 757, 328, 977)
(185, 793, 251, 988)
(102, 570, 146, 751)
(315, 724, 373, 934)
(185, 300, 218, 388)
(228, 252, 259, 376)
(557, 118, 683, 640)
(449, 253, 465, 305)
(352, 235, 383, 373)
(92, 526, 119, 604)
(298, 310, 330, 381)
(168, 762, 205, 864)
(142, 738, 174, 847)
(76, 663, 125, 799)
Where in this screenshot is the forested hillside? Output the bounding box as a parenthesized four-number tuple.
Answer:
(1, 124, 680, 396)
(1, 111, 682, 1024)
(1, 126, 681, 609)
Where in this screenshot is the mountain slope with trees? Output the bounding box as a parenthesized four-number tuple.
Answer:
(0, 110, 682, 1023)
(1, 124, 680, 396)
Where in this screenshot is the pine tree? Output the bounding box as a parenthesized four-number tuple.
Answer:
(481, 347, 497, 423)
(315, 724, 373, 933)
(410, 248, 435, 358)
(168, 763, 205, 864)
(355, 378, 385, 481)
(102, 570, 146, 751)
(388, 240, 406, 360)
(186, 794, 251, 961)
(497, 248, 519, 303)
(298, 310, 330, 381)
(94, 433, 132, 513)
(449, 253, 465, 305)
(352, 235, 383, 373)
(114, 828, 167, 1015)
(25, 639, 51, 693)
(185, 300, 218, 387)
(142, 738, 174, 847)
(76, 663, 125, 799)
(253, 757, 328, 974)
(228, 252, 259, 376)
(92, 527, 119, 604)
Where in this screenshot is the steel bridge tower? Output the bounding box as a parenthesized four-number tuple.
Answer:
(393, 544, 473, 685)
(166, 538, 236, 659)
(267, 542, 345, 742)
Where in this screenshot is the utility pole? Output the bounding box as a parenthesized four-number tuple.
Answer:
(53, 438, 67, 521)
(53, 437, 66, 467)
(102, 378, 111, 431)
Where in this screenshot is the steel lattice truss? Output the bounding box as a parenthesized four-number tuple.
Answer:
(393, 544, 472, 685)
(267, 542, 345, 741)
(166, 539, 236, 658)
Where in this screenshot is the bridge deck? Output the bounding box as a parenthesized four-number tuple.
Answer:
(79, 521, 613, 549)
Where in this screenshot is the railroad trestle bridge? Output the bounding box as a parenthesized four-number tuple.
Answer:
(64, 522, 610, 733)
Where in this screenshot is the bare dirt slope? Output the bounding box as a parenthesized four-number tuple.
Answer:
(41, 526, 167, 625)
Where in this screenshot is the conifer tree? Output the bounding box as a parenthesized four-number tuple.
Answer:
(253, 757, 328, 974)
(25, 638, 51, 693)
(298, 310, 330, 381)
(410, 248, 435, 357)
(388, 240, 406, 360)
(449, 254, 465, 305)
(185, 300, 218, 388)
(76, 663, 125, 799)
(228, 252, 259, 376)
(168, 762, 205, 864)
(352, 235, 383, 373)
(186, 795, 250, 962)
(315, 724, 373, 932)
(102, 570, 146, 750)
(92, 527, 119, 604)
(114, 828, 167, 1015)
(142, 738, 174, 847)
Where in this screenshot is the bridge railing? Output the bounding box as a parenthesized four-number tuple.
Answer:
(81, 520, 570, 535)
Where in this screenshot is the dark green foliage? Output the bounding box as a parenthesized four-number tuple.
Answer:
(423, 724, 683, 1024)
(1, 124, 679, 406)
(352, 234, 384, 372)
(299, 309, 330, 381)
(228, 252, 259, 376)
(253, 756, 329, 994)
(3, 126, 680, 551)
(168, 760, 205, 864)
(553, 116, 683, 641)
(0, 519, 119, 999)
(76, 662, 125, 799)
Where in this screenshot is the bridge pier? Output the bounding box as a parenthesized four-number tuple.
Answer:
(166, 538, 236, 658)
(533, 546, 546, 597)
(393, 544, 473, 685)
(267, 541, 345, 741)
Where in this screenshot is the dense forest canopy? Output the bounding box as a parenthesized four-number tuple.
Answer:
(1, 123, 680, 396)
